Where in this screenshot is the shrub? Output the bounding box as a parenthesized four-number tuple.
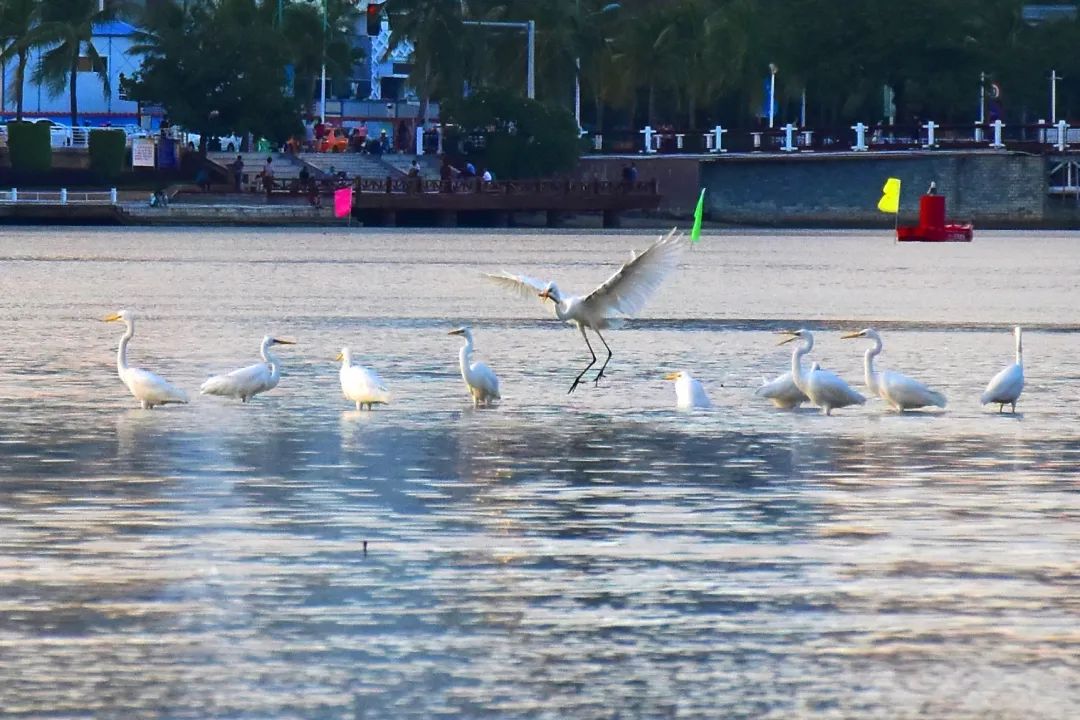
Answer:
(88, 129, 127, 180)
(7, 121, 52, 174)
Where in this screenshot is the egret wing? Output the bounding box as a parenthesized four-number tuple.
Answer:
(483, 271, 552, 306)
(581, 228, 685, 320)
(981, 364, 1023, 404)
(202, 362, 271, 396)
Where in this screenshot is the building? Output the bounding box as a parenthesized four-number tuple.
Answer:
(0, 20, 143, 128)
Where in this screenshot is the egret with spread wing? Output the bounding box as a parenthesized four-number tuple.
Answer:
(981, 326, 1024, 413)
(449, 327, 500, 407)
(779, 329, 865, 415)
(104, 310, 189, 409)
(200, 335, 294, 402)
(485, 229, 686, 393)
(842, 328, 946, 411)
(663, 371, 712, 410)
(338, 347, 391, 410)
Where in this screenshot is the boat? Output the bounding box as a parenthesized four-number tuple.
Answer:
(897, 192, 973, 242)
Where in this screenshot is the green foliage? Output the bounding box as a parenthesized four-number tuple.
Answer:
(443, 89, 580, 179)
(88, 129, 126, 180)
(7, 120, 52, 174)
(129, 0, 305, 152)
(32, 0, 113, 127)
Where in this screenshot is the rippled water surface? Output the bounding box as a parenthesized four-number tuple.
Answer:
(1, 227, 1079, 718)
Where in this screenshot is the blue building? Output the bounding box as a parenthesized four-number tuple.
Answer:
(0, 20, 145, 128)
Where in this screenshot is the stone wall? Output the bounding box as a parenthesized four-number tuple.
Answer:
(700, 151, 1049, 227)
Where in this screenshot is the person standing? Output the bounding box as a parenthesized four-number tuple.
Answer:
(261, 156, 275, 198)
(231, 154, 244, 192)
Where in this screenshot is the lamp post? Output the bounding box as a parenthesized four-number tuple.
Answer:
(320, 0, 327, 124)
(768, 63, 778, 129)
(1051, 69, 1061, 124)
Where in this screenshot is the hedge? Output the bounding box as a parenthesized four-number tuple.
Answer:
(7, 121, 52, 174)
(88, 129, 127, 180)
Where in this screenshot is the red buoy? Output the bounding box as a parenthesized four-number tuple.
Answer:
(897, 191, 973, 242)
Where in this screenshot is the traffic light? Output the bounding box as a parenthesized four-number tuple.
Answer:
(366, 2, 384, 35)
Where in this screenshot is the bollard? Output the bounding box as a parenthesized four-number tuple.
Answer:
(990, 119, 1006, 149)
(851, 123, 868, 151)
(593, 134, 603, 151)
(711, 125, 727, 153)
(1056, 120, 1069, 151)
(9, 188, 15, 202)
(640, 125, 656, 154)
(974, 122, 984, 143)
(781, 123, 796, 152)
(60, 188, 67, 205)
(110, 187, 118, 204)
(922, 120, 938, 148)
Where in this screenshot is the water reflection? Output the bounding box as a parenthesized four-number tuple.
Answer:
(0, 228, 1078, 718)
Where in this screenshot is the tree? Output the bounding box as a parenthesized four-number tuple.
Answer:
(33, 0, 113, 128)
(384, 0, 470, 123)
(443, 88, 580, 178)
(281, 0, 363, 115)
(129, 0, 303, 154)
(0, 0, 40, 121)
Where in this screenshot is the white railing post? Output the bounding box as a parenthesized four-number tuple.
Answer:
(712, 125, 727, 153)
(990, 119, 1005, 149)
(851, 122, 868, 151)
(675, 133, 685, 150)
(9, 188, 15, 202)
(922, 120, 938, 148)
(1056, 120, 1069, 151)
(593, 134, 603, 151)
(60, 188, 67, 205)
(110, 188, 118, 204)
(640, 125, 656, 154)
(974, 122, 984, 143)
(415, 125, 424, 156)
(781, 123, 796, 152)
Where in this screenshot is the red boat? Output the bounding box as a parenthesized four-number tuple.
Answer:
(897, 193, 973, 242)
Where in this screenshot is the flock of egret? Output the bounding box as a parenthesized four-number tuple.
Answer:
(102, 230, 1026, 415)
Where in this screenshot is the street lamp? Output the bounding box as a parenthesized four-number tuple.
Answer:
(768, 63, 778, 129)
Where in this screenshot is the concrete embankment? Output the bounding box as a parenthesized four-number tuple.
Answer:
(580, 150, 1080, 228)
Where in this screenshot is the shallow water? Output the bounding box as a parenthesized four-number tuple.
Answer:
(0, 226, 1078, 718)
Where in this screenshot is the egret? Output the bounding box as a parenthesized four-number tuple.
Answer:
(449, 327, 500, 407)
(337, 347, 390, 410)
(755, 369, 809, 409)
(842, 328, 946, 411)
(663, 371, 712, 409)
(485, 228, 686, 393)
(981, 326, 1024, 413)
(779, 329, 865, 415)
(103, 310, 189, 409)
(200, 335, 294, 402)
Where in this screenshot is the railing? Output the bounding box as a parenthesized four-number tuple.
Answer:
(353, 177, 659, 196)
(0, 188, 118, 205)
(580, 120, 1080, 156)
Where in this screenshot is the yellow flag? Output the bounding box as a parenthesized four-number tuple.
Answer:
(877, 177, 901, 214)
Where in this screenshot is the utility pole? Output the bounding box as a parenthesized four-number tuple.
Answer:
(1051, 69, 1061, 124)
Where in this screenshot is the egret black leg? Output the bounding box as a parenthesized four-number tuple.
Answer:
(569, 326, 597, 394)
(592, 329, 614, 385)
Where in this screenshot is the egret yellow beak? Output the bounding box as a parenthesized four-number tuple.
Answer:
(103, 313, 122, 322)
(840, 331, 863, 340)
(335, 352, 344, 361)
(663, 372, 680, 381)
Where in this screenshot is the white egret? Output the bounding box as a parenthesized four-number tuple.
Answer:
(779, 329, 865, 415)
(485, 228, 686, 393)
(755, 369, 809, 409)
(663, 371, 712, 410)
(842, 328, 946, 411)
(200, 335, 294, 402)
(981, 326, 1024, 413)
(337, 347, 391, 410)
(449, 327, 500, 406)
(103, 310, 189, 409)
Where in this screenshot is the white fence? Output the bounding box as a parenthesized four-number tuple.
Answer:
(0, 189, 118, 205)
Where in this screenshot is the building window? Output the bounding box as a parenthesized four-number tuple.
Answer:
(77, 56, 108, 73)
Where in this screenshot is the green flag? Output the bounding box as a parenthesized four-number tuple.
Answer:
(690, 188, 706, 243)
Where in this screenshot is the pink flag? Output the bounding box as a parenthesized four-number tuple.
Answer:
(333, 187, 353, 218)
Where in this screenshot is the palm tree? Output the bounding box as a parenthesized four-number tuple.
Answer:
(32, 0, 113, 128)
(385, 0, 470, 123)
(0, 0, 40, 121)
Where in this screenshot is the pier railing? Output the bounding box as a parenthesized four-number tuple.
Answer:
(0, 188, 118, 205)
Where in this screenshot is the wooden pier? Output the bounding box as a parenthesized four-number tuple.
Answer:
(346, 177, 661, 227)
